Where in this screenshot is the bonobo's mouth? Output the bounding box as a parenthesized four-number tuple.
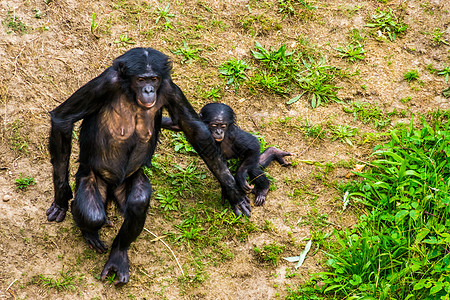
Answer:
(214, 137, 224, 142)
(137, 99, 156, 109)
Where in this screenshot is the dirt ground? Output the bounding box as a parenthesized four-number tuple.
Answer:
(0, 0, 449, 299)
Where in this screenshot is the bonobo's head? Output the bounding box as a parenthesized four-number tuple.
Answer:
(199, 103, 235, 143)
(114, 47, 172, 109)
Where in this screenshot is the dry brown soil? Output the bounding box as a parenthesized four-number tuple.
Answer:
(0, 0, 449, 299)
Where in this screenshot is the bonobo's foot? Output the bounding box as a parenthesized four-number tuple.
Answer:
(254, 188, 269, 206)
(232, 197, 252, 217)
(46, 202, 67, 222)
(101, 248, 129, 286)
(82, 230, 108, 253)
(277, 151, 293, 167)
(254, 194, 266, 206)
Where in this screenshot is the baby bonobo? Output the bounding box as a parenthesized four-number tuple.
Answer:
(162, 103, 292, 206)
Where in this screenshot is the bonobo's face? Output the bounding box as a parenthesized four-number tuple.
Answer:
(208, 120, 228, 142)
(131, 73, 161, 109)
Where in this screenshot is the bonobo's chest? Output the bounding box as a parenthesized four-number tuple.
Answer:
(102, 96, 158, 143)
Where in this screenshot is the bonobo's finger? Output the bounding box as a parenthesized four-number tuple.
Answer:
(46, 203, 67, 222)
(254, 195, 266, 206)
(233, 199, 251, 217)
(101, 266, 116, 281)
(243, 181, 254, 193)
(115, 272, 129, 286)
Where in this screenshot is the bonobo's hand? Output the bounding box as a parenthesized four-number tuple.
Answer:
(223, 186, 252, 217)
(101, 248, 130, 286)
(46, 202, 68, 222)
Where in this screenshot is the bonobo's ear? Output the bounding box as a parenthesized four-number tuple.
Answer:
(116, 61, 127, 78)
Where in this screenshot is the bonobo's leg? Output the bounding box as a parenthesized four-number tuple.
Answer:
(101, 169, 152, 286)
(248, 168, 270, 206)
(71, 166, 108, 253)
(259, 147, 292, 168)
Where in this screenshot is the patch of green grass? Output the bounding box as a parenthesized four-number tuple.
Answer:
(169, 132, 197, 154)
(240, 14, 282, 36)
(291, 114, 450, 298)
(343, 101, 391, 129)
(429, 28, 449, 46)
(15, 174, 36, 190)
(334, 43, 366, 62)
(32, 267, 81, 291)
(171, 40, 202, 64)
(329, 125, 357, 146)
(219, 58, 249, 89)
(8, 119, 29, 153)
(294, 57, 341, 108)
(278, 0, 316, 18)
(404, 69, 420, 82)
(365, 8, 407, 41)
(436, 65, 450, 83)
(2, 11, 29, 34)
(254, 242, 286, 266)
(155, 4, 175, 29)
(114, 33, 136, 46)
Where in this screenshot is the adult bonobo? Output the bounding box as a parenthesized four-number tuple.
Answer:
(162, 103, 292, 206)
(46, 48, 251, 285)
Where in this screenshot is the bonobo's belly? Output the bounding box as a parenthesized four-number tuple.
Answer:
(90, 101, 157, 184)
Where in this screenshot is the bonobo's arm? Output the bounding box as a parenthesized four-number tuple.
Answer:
(47, 68, 119, 222)
(162, 81, 251, 217)
(161, 116, 181, 131)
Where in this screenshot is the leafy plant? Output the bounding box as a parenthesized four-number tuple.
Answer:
(404, 69, 419, 82)
(436, 65, 450, 83)
(294, 57, 341, 108)
(366, 9, 408, 41)
(114, 33, 136, 46)
(15, 174, 36, 190)
(294, 116, 450, 299)
(155, 191, 180, 211)
(219, 58, 249, 88)
(334, 43, 366, 62)
(329, 125, 357, 146)
(254, 242, 286, 266)
(172, 40, 202, 64)
(32, 267, 81, 291)
(430, 28, 449, 46)
(170, 132, 196, 154)
(155, 4, 175, 29)
(278, 0, 317, 16)
(2, 11, 28, 34)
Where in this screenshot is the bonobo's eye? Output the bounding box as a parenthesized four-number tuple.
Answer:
(150, 76, 158, 82)
(221, 125, 227, 129)
(210, 124, 217, 128)
(137, 77, 145, 82)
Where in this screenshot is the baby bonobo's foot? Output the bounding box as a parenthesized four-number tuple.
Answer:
(254, 187, 269, 206)
(46, 202, 67, 222)
(82, 230, 108, 253)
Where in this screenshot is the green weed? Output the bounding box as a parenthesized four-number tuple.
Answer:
(8, 119, 29, 153)
(329, 125, 357, 146)
(278, 0, 316, 16)
(292, 115, 450, 298)
(114, 33, 136, 46)
(429, 28, 449, 46)
(171, 40, 202, 64)
(343, 101, 391, 129)
(334, 43, 366, 62)
(366, 9, 407, 41)
(3, 11, 28, 34)
(254, 242, 286, 266)
(32, 267, 81, 291)
(219, 58, 249, 88)
(436, 65, 450, 83)
(170, 132, 197, 154)
(15, 174, 36, 190)
(404, 69, 419, 82)
(155, 4, 175, 29)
